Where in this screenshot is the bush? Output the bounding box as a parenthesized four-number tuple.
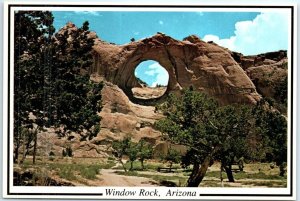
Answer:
(62, 146, 73, 157)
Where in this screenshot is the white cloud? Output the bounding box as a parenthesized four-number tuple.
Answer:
(203, 12, 290, 55)
(145, 70, 155, 76)
(145, 63, 169, 87)
(74, 11, 100, 16)
(197, 12, 204, 16)
(159, 20, 164, 25)
(134, 31, 140, 36)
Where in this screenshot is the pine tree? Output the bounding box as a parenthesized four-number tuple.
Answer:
(14, 11, 102, 164)
(14, 11, 55, 163)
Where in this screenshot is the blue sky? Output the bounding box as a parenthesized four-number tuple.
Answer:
(135, 60, 169, 87)
(53, 11, 290, 86)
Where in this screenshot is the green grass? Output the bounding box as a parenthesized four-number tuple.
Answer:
(17, 158, 287, 187)
(57, 164, 77, 180)
(205, 171, 286, 181)
(18, 158, 116, 182)
(114, 161, 181, 171)
(49, 163, 102, 180)
(242, 180, 287, 188)
(115, 170, 187, 186)
(234, 171, 286, 180)
(205, 171, 227, 179)
(114, 161, 162, 171)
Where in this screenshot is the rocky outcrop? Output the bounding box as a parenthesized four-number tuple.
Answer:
(37, 128, 109, 158)
(92, 33, 261, 105)
(36, 24, 287, 159)
(95, 82, 165, 154)
(231, 50, 288, 113)
(245, 58, 287, 99)
(36, 81, 166, 157)
(231, 50, 287, 70)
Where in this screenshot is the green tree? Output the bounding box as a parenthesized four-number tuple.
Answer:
(137, 140, 153, 170)
(155, 89, 275, 186)
(14, 11, 55, 164)
(253, 101, 287, 176)
(160, 147, 181, 172)
(213, 105, 254, 182)
(127, 141, 139, 171)
(155, 89, 219, 186)
(14, 11, 102, 164)
(112, 137, 131, 172)
(46, 21, 102, 139)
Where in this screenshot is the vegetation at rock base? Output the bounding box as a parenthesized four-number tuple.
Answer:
(274, 76, 288, 107)
(112, 137, 154, 172)
(115, 161, 287, 187)
(159, 147, 181, 172)
(112, 137, 131, 172)
(155, 88, 287, 187)
(14, 158, 116, 186)
(14, 11, 103, 165)
(137, 140, 153, 170)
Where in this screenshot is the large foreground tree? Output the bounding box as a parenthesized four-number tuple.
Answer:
(14, 11, 102, 164)
(155, 88, 287, 186)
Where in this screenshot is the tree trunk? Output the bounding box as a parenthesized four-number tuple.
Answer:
(20, 131, 34, 164)
(19, 131, 26, 164)
(220, 165, 224, 187)
(279, 164, 285, 176)
(14, 130, 21, 164)
(20, 140, 30, 164)
(187, 156, 212, 187)
(169, 162, 173, 172)
(119, 159, 127, 172)
(224, 165, 235, 182)
(32, 130, 37, 164)
(14, 145, 19, 164)
(130, 161, 133, 171)
(141, 160, 144, 170)
(189, 163, 200, 181)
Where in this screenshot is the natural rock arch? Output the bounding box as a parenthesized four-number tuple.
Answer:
(91, 33, 260, 105)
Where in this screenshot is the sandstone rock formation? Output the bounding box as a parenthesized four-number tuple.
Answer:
(37, 81, 166, 157)
(91, 33, 261, 105)
(231, 50, 288, 112)
(35, 24, 287, 158)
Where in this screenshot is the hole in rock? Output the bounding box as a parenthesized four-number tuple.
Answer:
(132, 60, 169, 100)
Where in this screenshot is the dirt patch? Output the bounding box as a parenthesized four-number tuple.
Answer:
(96, 169, 158, 186)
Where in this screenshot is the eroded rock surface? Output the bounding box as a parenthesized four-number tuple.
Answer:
(92, 33, 261, 105)
(34, 24, 287, 158)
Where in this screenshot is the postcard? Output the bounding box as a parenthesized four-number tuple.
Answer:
(2, 1, 296, 200)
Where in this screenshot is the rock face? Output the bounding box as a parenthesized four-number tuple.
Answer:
(246, 58, 287, 101)
(231, 50, 288, 111)
(37, 128, 109, 158)
(92, 34, 261, 105)
(35, 24, 287, 158)
(95, 82, 167, 155)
